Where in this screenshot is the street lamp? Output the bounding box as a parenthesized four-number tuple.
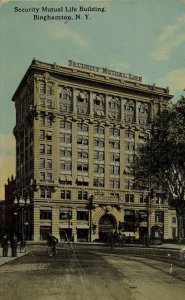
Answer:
(14, 196, 30, 246)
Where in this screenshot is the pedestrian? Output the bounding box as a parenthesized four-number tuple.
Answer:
(11, 234, 18, 257)
(1, 233, 9, 257)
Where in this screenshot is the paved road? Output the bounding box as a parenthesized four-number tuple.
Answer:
(0, 244, 184, 300)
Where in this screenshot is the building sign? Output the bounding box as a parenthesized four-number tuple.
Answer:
(68, 60, 142, 82)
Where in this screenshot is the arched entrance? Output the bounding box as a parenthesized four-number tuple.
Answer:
(99, 214, 117, 242)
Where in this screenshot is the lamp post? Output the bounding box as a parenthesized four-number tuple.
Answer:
(14, 196, 30, 246)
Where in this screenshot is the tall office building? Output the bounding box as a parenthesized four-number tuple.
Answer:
(12, 59, 173, 242)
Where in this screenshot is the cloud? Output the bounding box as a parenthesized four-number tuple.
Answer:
(50, 25, 89, 48)
(109, 60, 129, 72)
(157, 68, 185, 94)
(151, 13, 185, 60)
(0, 134, 15, 199)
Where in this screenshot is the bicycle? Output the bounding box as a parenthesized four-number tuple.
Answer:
(48, 245, 57, 257)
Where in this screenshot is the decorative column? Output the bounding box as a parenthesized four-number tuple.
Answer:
(72, 88, 77, 114)
(52, 207, 60, 240)
(120, 98, 125, 121)
(135, 100, 139, 123)
(89, 92, 94, 116)
(105, 94, 109, 118)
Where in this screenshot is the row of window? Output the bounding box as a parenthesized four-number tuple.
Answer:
(40, 210, 88, 221)
(39, 130, 144, 152)
(39, 147, 134, 164)
(40, 210, 164, 223)
(59, 121, 138, 138)
(39, 172, 137, 189)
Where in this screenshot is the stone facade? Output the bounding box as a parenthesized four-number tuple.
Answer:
(12, 59, 173, 241)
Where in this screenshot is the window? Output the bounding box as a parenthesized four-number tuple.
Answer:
(77, 137, 88, 145)
(125, 180, 135, 190)
(94, 164, 104, 173)
(40, 83, 45, 94)
(94, 139, 104, 147)
(40, 211, 52, 220)
(61, 190, 71, 199)
(46, 131, 52, 141)
(60, 121, 72, 130)
(40, 144, 45, 154)
(93, 177, 104, 187)
(110, 180, 120, 188)
(172, 217, 176, 224)
(78, 191, 88, 200)
(77, 211, 88, 220)
(60, 148, 72, 157)
(136, 211, 148, 222)
(78, 123, 88, 132)
(47, 99, 52, 108)
(40, 172, 45, 181)
(155, 211, 164, 223)
(60, 211, 72, 220)
(60, 133, 72, 144)
(125, 154, 134, 164)
(47, 145, 52, 155)
(124, 100, 134, 112)
(40, 158, 45, 169)
(40, 130, 45, 140)
(94, 151, 104, 160)
(40, 114, 45, 126)
(77, 163, 88, 172)
(109, 128, 120, 137)
(60, 161, 72, 171)
(47, 173, 52, 182)
(140, 194, 148, 203)
(110, 153, 120, 162)
(125, 194, 134, 203)
(125, 142, 135, 151)
(156, 194, 165, 204)
(125, 130, 135, 139)
(78, 151, 88, 159)
(110, 165, 120, 175)
(47, 86, 52, 95)
(94, 126, 104, 135)
(47, 116, 52, 127)
(47, 159, 52, 169)
(109, 141, 120, 149)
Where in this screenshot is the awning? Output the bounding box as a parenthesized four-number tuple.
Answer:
(66, 175, 72, 181)
(47, 131, 52, 136)
(77, 176, 83, 182)
(83, 177, 89, 182)
(60, 175, 66, 181)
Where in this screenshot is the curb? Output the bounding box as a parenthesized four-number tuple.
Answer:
(0, 252, 28, 267)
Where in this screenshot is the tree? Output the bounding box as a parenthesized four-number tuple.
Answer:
(133, 96, 185, 240)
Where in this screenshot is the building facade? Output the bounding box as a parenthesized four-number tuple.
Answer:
(4, 176, 16, 234)
(12, 59, 173, 242)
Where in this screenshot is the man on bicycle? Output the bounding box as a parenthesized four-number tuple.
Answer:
(47, 233, 58, 253)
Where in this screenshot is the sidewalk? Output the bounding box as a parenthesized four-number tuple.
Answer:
(0, 248, 28, 266)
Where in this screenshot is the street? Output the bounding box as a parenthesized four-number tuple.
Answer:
(0, 244, 185, 300)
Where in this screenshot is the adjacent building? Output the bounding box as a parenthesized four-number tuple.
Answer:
(4, 176, 16, 234)
(12, 59, 173, 241)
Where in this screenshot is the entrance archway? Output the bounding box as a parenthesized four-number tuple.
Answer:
(99, 214, 117, 241)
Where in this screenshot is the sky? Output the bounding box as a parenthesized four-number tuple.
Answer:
(0, 0, 185, 199)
